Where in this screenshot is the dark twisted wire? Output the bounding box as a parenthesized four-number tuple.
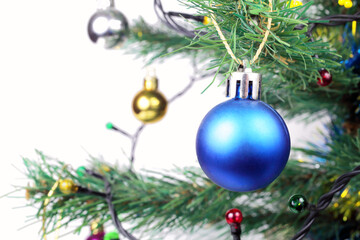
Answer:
(294, 11, 360, 38)
(153, 0, 360, 40)
(154, 0, 205, 38)
(291, 165, 360, 240)
(84, 169, 139, 240)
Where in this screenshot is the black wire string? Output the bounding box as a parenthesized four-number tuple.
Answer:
(292, 11, 360, 39)
(110, 125, 133, 139)
(167, 76, 198, 103)
(84, 168, 139, 240)
(154, 0, 360, 41)
(154, 0, 193, 37)
(168, 65, 214, 103)
(291, 165, 360, 240)
(81, 167, 241, 240)
(230, 225, 242, 240)
(154, 0, 205, 38)
(129, 124, 145, 165)
(108, 124, 145, 168)
(308, 12, 360, 34)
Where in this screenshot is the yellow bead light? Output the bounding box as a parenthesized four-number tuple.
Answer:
(339, 0, 354, 8)
(344, 0, 353, 8)
(203, 16, 212, 25)
(288, 0, 303, 8)
(353, 21, 357, 37)
(341, 187, 349, 198)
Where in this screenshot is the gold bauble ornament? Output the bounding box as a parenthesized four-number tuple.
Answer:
(59, 179, 78, 195)
(132, 73, 167, 123)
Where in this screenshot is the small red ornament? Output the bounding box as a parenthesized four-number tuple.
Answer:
(225, 208, 243, 225)
(317, 69, 332, 87)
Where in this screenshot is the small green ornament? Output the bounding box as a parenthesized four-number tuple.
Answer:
(288, 194, 308, 213)
(104, 231, 120, 240)
(76, 166, 87, 177)
(106, 122, 114, 130)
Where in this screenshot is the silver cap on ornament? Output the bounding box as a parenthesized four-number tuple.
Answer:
(226, 60, 262, 100)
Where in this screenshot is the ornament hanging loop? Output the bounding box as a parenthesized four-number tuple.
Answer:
(237, 59, 251, 71)
(227, 60, 262, 100)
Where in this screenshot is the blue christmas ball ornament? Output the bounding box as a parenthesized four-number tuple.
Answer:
(196, 66, 290, 192)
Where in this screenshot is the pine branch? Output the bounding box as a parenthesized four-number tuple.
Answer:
(123, 2, 360, 124)
(19, 128, 360, 239)
(124, 18, 206, 65)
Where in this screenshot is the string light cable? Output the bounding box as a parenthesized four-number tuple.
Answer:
(295, 11, 360, 36)
(153, 0, 208, 38)
(291, 165, 360, 240)
(83, 168, 138, 240)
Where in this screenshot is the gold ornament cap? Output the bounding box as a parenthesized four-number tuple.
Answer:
(144, 68, 158, 91)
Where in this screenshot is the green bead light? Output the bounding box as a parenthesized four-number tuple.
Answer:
(104, 231, 120, 240)
(76, 166, 86, 177)
(106, 122, 114, 130)
(288, 194, 308, 213)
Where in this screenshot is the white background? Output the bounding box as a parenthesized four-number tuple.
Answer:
(0, 0, 327, 239)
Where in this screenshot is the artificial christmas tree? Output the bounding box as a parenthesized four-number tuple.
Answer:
(13, 0, 360, 239)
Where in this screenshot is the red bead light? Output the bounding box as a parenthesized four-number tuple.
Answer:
(317, 69, 332, 87)
(225, 208, 243, 225)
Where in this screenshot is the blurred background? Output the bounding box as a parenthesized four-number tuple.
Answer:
(0, 0, 328, 239)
